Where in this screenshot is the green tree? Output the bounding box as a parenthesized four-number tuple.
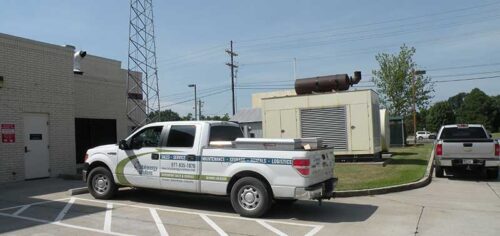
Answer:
(372, 45, 434, 117)
(426, 101, 455, 132)
(200, 113, 231, 121)
(447, 92, 467, 114)
(492, 95, 500, 132)
(148, 109, 181, 122)
(182, 113, 193, 121)
(457, 88, 497, 131)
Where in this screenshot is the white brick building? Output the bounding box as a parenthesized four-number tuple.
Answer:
(0, 33, 140, 183)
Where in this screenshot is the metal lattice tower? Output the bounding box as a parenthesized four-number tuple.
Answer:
(126, 0, 160, 128)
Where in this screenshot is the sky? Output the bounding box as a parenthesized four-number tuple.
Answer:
(2, 0, 500, 116)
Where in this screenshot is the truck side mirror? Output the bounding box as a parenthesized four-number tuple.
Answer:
(118, 140, 129, 150)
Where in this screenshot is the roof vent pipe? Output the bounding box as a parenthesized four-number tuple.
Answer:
(73, 50, 87, 75)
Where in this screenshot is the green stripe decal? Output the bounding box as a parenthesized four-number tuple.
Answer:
(115, 149, 179, 186)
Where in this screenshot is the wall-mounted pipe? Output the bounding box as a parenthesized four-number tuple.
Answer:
(73, 50, 87, 75)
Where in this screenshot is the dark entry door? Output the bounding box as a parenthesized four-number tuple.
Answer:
(75, 118, 117, 163)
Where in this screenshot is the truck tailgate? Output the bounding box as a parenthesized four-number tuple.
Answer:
(303, 149, 334, 185)
(442, 140, 495, 158)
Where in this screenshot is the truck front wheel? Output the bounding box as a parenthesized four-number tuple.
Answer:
(230, 177, 272, 218)
(88, 166, 117, 199)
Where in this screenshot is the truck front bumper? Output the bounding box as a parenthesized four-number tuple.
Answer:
(295, 178, 337, 200)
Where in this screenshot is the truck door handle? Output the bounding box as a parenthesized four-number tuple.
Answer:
(24, 146, 30, 153)
(151, 153, 159, 160)
(463, 143, 473, 147)
(186, 155, 196, 161)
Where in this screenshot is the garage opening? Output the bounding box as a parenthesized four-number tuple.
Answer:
(75, 118, 117, 164)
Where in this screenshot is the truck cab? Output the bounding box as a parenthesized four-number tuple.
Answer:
(83, 121, 336, 217)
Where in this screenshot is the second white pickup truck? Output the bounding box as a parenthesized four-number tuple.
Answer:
(83, 121, 337, 217)
(434, 124, 499, 179)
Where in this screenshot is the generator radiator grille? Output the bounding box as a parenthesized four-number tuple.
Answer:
(300, 106, 347, 150)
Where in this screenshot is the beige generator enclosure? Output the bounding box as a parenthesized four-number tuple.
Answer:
(260, 90, 382, 159)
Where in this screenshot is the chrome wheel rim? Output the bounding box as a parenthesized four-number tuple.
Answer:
(238, 185, 260, 211)
(93, 174, 109, 194)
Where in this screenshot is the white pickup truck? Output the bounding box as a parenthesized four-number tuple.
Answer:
(83, 121, 337, 217)
(434, 124, 499, 179)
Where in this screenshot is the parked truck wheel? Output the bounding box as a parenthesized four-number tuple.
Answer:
(487, 167, 499, 179)
(230, 177, 272, 218)
(88, 167, 117, 199)
(435, 166, 444, 178)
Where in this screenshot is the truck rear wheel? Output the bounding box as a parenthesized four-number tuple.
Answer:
(435, 166, 444, 178)
(487, 167, 499, 179)
(88, 167, 117, 199)
(230, 177, 272, 218)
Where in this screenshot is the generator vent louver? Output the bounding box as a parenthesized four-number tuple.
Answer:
(300, 106, 348, 150)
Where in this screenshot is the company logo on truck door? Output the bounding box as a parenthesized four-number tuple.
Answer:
(115, 149, 179, 186)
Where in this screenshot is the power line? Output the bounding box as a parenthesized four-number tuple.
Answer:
(434, 75, 500, 83)
(161, 88, 231, 108)
(426, 62, 500, 72)
(235, 1, 500, 45)
(239, 29, 500, 67)
(238, 13, 500, 54)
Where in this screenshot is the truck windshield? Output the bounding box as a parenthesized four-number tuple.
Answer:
(440, 127, 488, 140)
(210, 125, 244, 142)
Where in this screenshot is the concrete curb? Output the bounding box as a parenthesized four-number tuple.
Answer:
(334, 150, 435, 198)
(67, 187, 89, 196)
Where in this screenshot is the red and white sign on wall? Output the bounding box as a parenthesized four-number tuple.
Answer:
(1, 124, 15, 143)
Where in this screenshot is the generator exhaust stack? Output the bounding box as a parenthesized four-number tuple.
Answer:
(295, 71, 362, 95)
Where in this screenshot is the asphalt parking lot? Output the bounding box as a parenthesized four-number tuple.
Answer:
(0, 176, 499, 236)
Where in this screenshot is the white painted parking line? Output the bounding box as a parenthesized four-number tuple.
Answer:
(0, 197, 70, 212)
(0, 211, 133, 236)
(257, 220, 288, 236)
(304, 225, 324, 236)
(104, 203, 113, 232)
(200, 214, 228, 236)
(54, 197, 75, 222)
(74, 197, 324, 235)
(9, 197, 322, 236)
(149, 208, 169, 236)
(12, 205, 30, 216)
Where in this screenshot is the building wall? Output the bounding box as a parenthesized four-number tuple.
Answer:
(0, 33, 76, 182)
(74, 55, 128, 140)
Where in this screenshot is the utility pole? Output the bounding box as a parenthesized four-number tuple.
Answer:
(412, 70, 426, 145)
(225, 40, 238, 115)
(188, 84, 197, 120)
(198, 99, 204, 120)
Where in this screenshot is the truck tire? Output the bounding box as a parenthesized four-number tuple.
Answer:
(230, 177, 272, 218)
(487, 167, 499, 179)
(435, 166, 444, 178)
(88, 167, 117, 199)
